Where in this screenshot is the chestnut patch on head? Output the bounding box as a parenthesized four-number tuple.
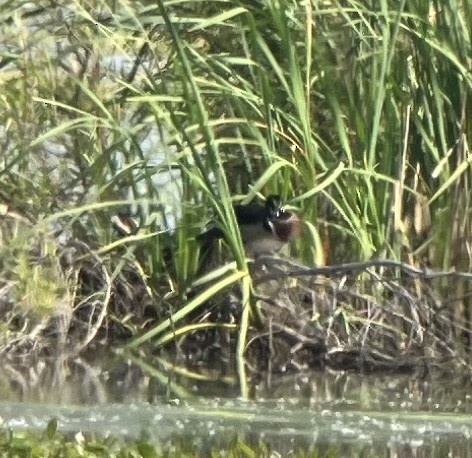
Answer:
(270, 211, 301, 241)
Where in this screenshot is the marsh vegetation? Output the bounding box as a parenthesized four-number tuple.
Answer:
(1, 0, 472, 453)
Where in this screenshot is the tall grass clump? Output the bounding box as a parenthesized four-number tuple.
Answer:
(0, 0, 471, 376)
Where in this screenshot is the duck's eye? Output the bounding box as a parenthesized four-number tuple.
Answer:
(274, 207, 286, 218)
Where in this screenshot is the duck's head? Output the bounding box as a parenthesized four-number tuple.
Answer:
(264, 195, 302, 243)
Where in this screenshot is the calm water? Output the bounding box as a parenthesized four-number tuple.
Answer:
(0, 352, 471, 455)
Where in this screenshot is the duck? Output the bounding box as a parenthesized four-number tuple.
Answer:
(199, 195, 301, 257)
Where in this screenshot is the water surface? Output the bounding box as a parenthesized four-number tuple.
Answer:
(0, 353, 471, 455)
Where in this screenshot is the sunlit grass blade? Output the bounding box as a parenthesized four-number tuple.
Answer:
(127, 269, 247, 348)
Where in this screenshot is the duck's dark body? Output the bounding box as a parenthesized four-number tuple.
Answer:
(198, 195, 300, 257)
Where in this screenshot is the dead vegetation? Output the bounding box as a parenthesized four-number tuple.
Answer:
(2, 200, 472, 379)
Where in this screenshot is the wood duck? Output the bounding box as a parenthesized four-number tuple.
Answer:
(199, 195, 301, 257)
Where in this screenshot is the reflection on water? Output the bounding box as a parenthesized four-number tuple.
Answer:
(0, 352, 241, 405)
(1, 352, 471, 412)
(0, 352, 471, 455)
